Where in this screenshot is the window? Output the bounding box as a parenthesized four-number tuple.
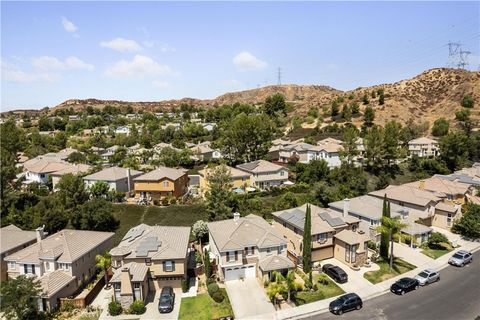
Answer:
(45, 262, 50, 271)
(145, 258, 152, 266)
(245, 247, 254, 256)
(447, 213, 452, 227)
(163, 181, 169, 188)
(266, 247, 272, 255)
(227, 251, 236, 262)
(24, 264, 35, 275)
(280, 171, 285, 176)
(352, 224, 357, 232)
(317, 233, 327, 242)
(351, 245, 357, 263)
(345, 244, 351, 263)
(8, 262, 15, 269)
(280, 245, 286, 252)
(164, 260, 174, 272)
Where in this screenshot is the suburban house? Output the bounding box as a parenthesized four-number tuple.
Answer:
(329, 196, 432, 246)
(0, 225, 37, 282)
(272, 204, 370, 267)
(436, 162, 480, 188)
(275, 138, 342, 167)
(404, 177, 472, 204)
(134, 166, 189, 201)
(50, 164, 92, 190)
(208, 213, 294, 281)
(100, 145, 120, 162)
(83, 166, 143, 193)
(22, 157, 73, 185)
(236, 160, 289, 190)
(198, 165, 251, 196)
(190, 143, 222, 162)
(4, 227, 114, 311)
(114, 126, 130, 136)
(109, 224, 190, 308)
(408, 137, 439, 157)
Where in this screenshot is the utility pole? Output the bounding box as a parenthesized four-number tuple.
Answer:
(277, 67, 282, 85)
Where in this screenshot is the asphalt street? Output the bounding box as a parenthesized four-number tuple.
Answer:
(304, 250, 480, 320)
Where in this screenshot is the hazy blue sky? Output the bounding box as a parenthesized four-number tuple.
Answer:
(1, 1, 479, 110)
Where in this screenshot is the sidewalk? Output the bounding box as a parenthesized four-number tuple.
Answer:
(277, 238, 480, 320)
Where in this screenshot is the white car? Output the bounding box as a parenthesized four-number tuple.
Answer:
(414, 269, 440, 285)
(448, 250, 473, 267)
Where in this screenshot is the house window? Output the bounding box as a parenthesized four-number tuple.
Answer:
(266, 247, 272, 255)
(24, 264, 35, 275)
(164, 260, 175, 272)
(163, 181, 169, 187)
(45, 262, 50, 271)
(447, 213, 452, 227)
(145, 258, 151, 266)
(280, 171, 285, 176)
(345, 244, 351, 263)
(280, 245, 286, 252)
(352, 224, 357, 232)
(245, 247, 254, 256)
(351, 245, 357, 263)
(317, 233, 327, 242)
(227, 251, 236, 262)
(8, 262, 15, 269)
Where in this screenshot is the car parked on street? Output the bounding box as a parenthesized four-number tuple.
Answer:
(415, 269, 440, 286)
(158, 286, 175, 313)
(448, 250, 473, 267)
(390, 277, 419, 295)
(329, 293, 363, 315)
(322, 264, 348, 283)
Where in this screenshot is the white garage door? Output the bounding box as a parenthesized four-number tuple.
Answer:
(224, 264, 256, 281)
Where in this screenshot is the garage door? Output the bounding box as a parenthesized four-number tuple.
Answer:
(224, 264, 256, 281)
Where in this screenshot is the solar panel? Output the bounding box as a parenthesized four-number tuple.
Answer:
(135, 237, 161, 257)
(318, 211, 346, 227)
(124, 227, 145, 242)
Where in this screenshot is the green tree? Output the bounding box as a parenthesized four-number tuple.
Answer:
(32, 195, 69, 234)
(350, 102, 360, 114)
(72, 198, 119, 231)
(339, 126, 359, 166)
(0, 275, 42, 320)
(96, 252, 112, 287)
(295, 160, 330, 184)
(363, 106, 375, 128)
(56, 174, 89, 210)
(362, 93, 369, 105)
(264, 93, 287, 117)
(379, 195, 391, 259)
(89, 181, 110, 199)
(431, 118, 449, 137)
(376, 216, 407, 271)
(439, 131, 469, 171)
(461, 94, 474, 108)
(302, 204, 312, 273)
(192, 220, 209, 250)
(452, 204, 480, 239)
(67, 151, 86, 164)
(383, 121, 402, 165)
(204, 247, 212, 279)
(364, 126, 385, 171)
(342, 104, 352, 121)
(455, 109, 473, 135)
(378, 89, 385, 105)
(331, 101, 339, 117)
(307, 106, 319, 118)
(427, 232, 449, 248)
(205, 165, 234, 221)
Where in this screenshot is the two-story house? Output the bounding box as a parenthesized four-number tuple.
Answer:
(208, 213, 294, 282)
(134, 166, 189, 201)
(236, 160, 289, 190)
(276, 138, 342, 167)
(0, 225, 37, 282)
(50, 164, 92, 190)
(408, 137, 439, 157)
(109, 224, 190, 308)
(198, 165, 251, 196)
(272, 204, 370, 267)
(83, 166, 143, 193)
(190, 143, 222, 162)
(4, 227, 114, 311)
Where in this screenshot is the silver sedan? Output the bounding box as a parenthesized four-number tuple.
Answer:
(414, 269, 440, 286)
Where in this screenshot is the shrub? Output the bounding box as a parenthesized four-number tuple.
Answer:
(367, 240, 377, 250)
(128, 300, 146, 315)
(428, 232, 449, 248)
(207, 282, 219, 296)
(60, 301, 75, 313)
(181, 277, 189, 293)
(312, 284, 318, 291)
(461, 94, 474, 108)
(108, 301, 122, 316)
(211, 291, 225, 303)
(318, 275, 329, 286)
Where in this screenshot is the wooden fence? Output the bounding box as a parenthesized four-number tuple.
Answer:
(59, 269, 112, 309)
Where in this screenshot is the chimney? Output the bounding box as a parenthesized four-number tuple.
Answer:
(126, 168, 132, 191)
(343, 198, 350, 218)
(36, 225, 45, 243)
(419, 180, 425, 190)
(233, 212, 240, 222)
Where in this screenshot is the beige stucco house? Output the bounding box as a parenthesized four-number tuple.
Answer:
(236, 160, 289, 190)
(0, 225, 37, 282)
(208, 213, 294, 281)
(408, 137, 439, 157)
(83, 166, 143, 193)
(198, 165, 251, 196)
(4, 227, 114, 311)
(109, 224, 191, 309)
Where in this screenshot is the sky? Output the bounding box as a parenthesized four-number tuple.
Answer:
(1, 1, 479, 111)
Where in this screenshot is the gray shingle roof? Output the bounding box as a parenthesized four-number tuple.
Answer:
(329, 195, 405, 221)
(83, 166, 143, 182)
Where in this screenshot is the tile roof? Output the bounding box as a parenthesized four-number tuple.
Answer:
(110, 262, 149, 283)
(258, 255, 295, 272)
(4, 229, 114, 264)
(198, 165, 250, 179)
(435, 202, 458, 213)
(39, 270, 76, 297)
(23, 157, 72, 174)
(236, 160, 287, 174)
(83, 166, 143, 182)
(334, 229, 370, 245)
(134, 166, 187, 182)
(401, 222, 432, 236)
(110, 224, 190, 260)
(0, 225, 37, 254)
(404, 177, 471, 197)
(408, 137, 438, 145)
(369, 185, 441, 207)
(50, 164, 92, 176)
(329, 195, 406, 221)
(208, 214, 286, 251)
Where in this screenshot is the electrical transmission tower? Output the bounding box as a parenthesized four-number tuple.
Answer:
(458, 50, 471, 69)
(277, 67, 282, 85)
(446, 41, 461, 67)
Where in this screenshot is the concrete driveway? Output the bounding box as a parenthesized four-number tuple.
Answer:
(141, 287, 182, 320)
(225, 278, 275, 320)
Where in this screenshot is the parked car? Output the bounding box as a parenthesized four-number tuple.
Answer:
(415, 269, 440, 285)
(323, 264, 348, 283)
(390, 277, 419, 295)
(448, 250, 473, 267)
(329, 293, 363, 315)
(158, 286, 175, 313)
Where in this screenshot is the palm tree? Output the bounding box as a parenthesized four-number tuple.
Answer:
(376, 216, 408, 271)
(285, 270, 296, 302)
(96, 252, 112, 289)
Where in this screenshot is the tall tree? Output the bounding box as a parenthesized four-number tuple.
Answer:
(439, 131, 469, 171)
(377, 216, 407, 271)
(364, 126, 385, 172)
(264, 93, 287, 117)
(72, 198, 119, 232)
(363, 106, 375, 128)
(192, 220, 209, 251)
(340, 126, 359, 166)
(205, 165, 234, 221)
(96, 252, 112, 288)
(383, 121, 402, 165)
(431, 118, 449, 137)
(204, 247, 212, 279)
(0, 275, 42, 320)
(379, 195, 391, 258)
(56, 174, 89, 210)
(89, 181, 111, 199)
(302, 204, 312, 273)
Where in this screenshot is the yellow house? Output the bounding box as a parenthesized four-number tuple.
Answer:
(198, 165, 251, 196)
(134, 166, 188, 200)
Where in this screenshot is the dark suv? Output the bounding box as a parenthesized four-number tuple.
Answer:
(390, 277, 419, 295)
(323, 264, 348, 283)
(329, 293, 363, 315)
(158, 286, 175, 313)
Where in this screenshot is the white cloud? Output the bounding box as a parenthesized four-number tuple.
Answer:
(1, 60, 59, 83)
(31, 56, 94, 71)
(100, 38, 143, 52)
(61, 17, 78, 33)
(142, 41, 176, 53)
(105, 55, 176, 79)
(152, 80, 170, 88)
(233, 51, 267, 71)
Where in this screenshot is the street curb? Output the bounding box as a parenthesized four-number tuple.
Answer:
(278, 245, 480, 320)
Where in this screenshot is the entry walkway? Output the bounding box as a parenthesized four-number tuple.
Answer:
(225, 278, 275, 320)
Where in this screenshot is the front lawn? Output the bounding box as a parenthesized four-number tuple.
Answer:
(293, 274, 344, 306)
(179, 289, 233, 320)
(364, 257, 417, 284)
(421, 243, 453, 259)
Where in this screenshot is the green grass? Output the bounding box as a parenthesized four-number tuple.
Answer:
(421, 243, 453, 259)
(293, 274, 345, 306)
(179, 289, 233, 320)
(112, 203, 207, 245)
(364, 257, 417, 284)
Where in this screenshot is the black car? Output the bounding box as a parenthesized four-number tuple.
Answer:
(390, 277, 419, 295)
(158, 286, 175, 313)
(322, 264, 348, 283)
(329, 293, 363, 315)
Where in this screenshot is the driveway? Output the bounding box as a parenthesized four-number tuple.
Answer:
(141, 287, 182, 320)
(225, 278, 275, 320)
